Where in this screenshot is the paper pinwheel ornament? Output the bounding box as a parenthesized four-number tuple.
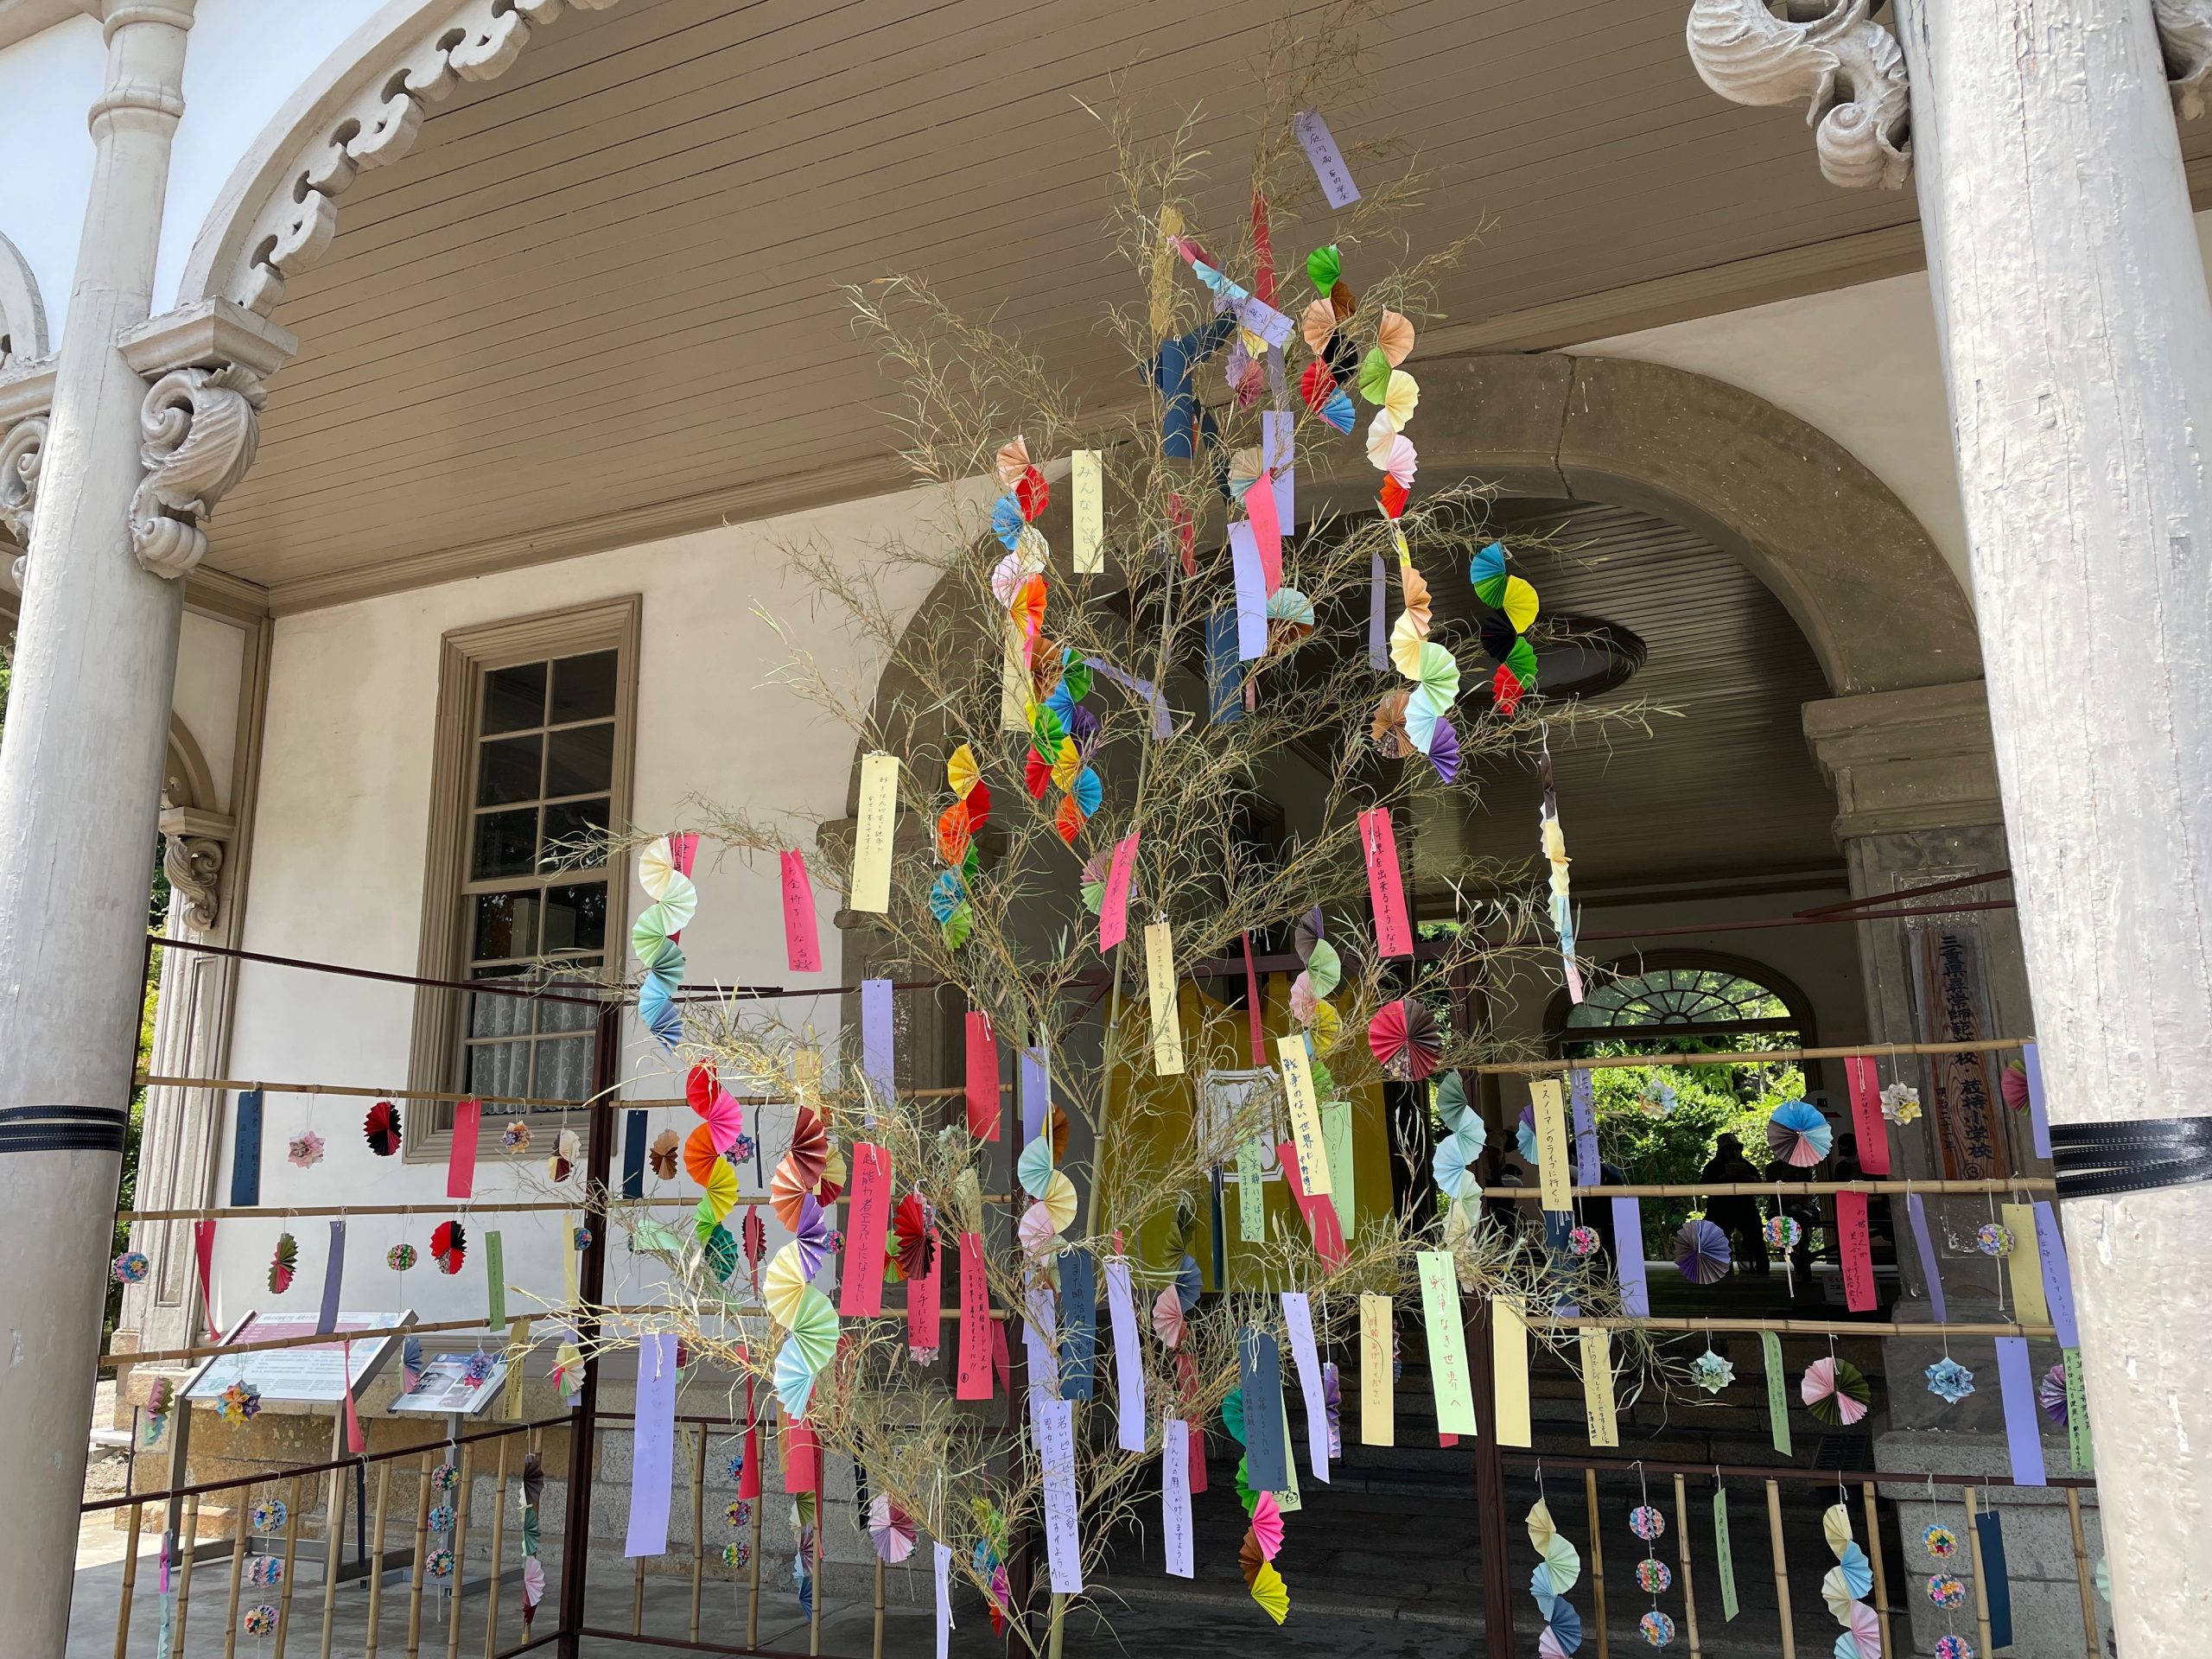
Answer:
(269, 1233, 297, 1294)
(1691, 1348, 1734, 1394)
(1675, 1219, 1732, 1286)
(1766, 1099, 1834, 1166)
(431, 1218, 467, 1275)
(364, 1100, 402, 1156)
(1526, 1499, 1584, 1655)
(1925, 1357, 1976, 1405)
(1368, 996, 1442, 1082)
(112, 1250, 149, 1286)
(632, 833, 698, 1050)
(286, 1129, 324, 1168)
(2040, 1362, 2071, 1427)
(1801, 1357, 1872, 1427)
(868, 1494, 918, 1564)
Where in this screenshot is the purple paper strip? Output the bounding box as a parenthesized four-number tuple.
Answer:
(1369, 550, 1387, 670)
(2033, 1201, 2080, 1348)
(1994, 1336, 2048, 1486)
(1569, 1070, 1599, 1186)
(1162, 1419, 1194, 1578)
(1024, 1282, 1058, 1399)
(1106, 1258, 1146, 1452)
(1230, 523, 1268, 660)
(1262, 412, 1296, 531)
(933, 1540, 953, 1659)
(1281, 1291, 1330, 1483)
(317, 1219, 345, 1335)
(1020, 1047, 1049, 1142)
(1240, 295, 1294, 352)
(2024, 1040, 2051, 1160)
(861, 977, 894, 1123)
(1293, 108, 1361, 208)
(1082, 657, 1172, 741)
(1611, 1198, 1649, 1317)
(1034, 1393, 1084, 1592)
(1907, 1192, 1948, 1322)
(626, 1332, 678, 1555)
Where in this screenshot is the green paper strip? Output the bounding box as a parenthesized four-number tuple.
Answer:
(1273, 1395, 1303, 1514)
(2063, 1348, 2094, 1471)
(1417, 1249, 1479, 1435)
(1237, 1142, 1267, 1243)
(1713, 1487, 1739, 1622)
(1321, 1101, 1355, 1241)
(1761, 1330, 1791, 1456)
(486, 1230, 505, 1328)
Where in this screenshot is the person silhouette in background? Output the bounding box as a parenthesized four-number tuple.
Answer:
(1700, 1134, 1770, 1274)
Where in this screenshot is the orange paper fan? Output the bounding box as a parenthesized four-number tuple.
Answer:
(937, 801, 973, 864)
(683, 1122, 722, 1187)
(770, 1158, 813, 1230)
(1053, 795, 1086, 844)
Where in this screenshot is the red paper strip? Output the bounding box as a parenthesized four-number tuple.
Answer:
(1844, 1056, 1890, 1175)
(839, 1143, 893, 1317)
(1242, 932, 1264, 1067)
(1243, 475, 1282, 595)
(1175, 1351, 1209, 1492)
(964, 1011, 1001, 1140)
(990, 1317, 1011, 1392)
(447, 1097, 480, 1200)
(1359, 808, 1413, 958)
(193, 1219, 219, 1342)
(341, 1340, 366, 1453)
(1440, 1432, 1459, 1447)
(666, 833, 699, 943)
(780, 850, 823, 973)
(957, 1231, 994, 1400)
(785, 1421, 821, 1493)
(1168, 493, 1196, 579)
(908, 1229, 941, 1357)
(1836, 1190, 1877, 1313)
(1099, 832, 1140, 952)
(1277, 1138, 1348, 1269)
(739, 1380, 761, 1499)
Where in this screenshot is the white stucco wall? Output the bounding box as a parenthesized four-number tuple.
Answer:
(0, 12, 103, 336)
(173, 607, 245, 810)
(205, 483, 954, 1332)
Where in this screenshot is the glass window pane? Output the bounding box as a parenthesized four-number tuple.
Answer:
(543, 723, 613, 798)
(532, 1034, 594, 1102)
(466, 1039, 531, 1100)
(471, 808, 539, 880)
(480, 662, 547, 734)
(476, 734, 543, 807)
(550, 652, 619, 723)
(471, 890, 541, 963)
(540, 881, 607, 954)
(540, 798, 610, 868)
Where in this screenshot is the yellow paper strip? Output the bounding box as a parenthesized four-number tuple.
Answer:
(849, 751, 899, 913)
(1321, 1101, 1355, 1240)
(1359, 1293, 1395, 1446)
(2001, 1202, 2050, 1326)
(1144, 921, 1184, 1076)
(1579, 1325, 1619, 1447)
(1278, 1037, 1329, 1197)
(501, 1315, 530, 1421)
(1532, 1079, 1573, 1213)
(1417, 1250, 1478, 1435)
(1071, 449, 1104, 575)
(563, 1217, 579, 1306)
(1000, 624, 1027, 730)
(1492, 1296, 1533, 1448)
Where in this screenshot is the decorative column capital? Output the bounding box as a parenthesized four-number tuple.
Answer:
(2158, 1, 2212, 118)
(1802, 680, 2003, 841)
(157, 804, 232, 933)
(130, 363, 264, 579)
(1686, 0, 1912, 190)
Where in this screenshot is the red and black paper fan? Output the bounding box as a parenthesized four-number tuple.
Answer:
(892, 1194, 937, 1281)
(1367, 997, 1443, 1082)
(785, 1107, 829, 1190)
(742, 1208, 767, 1282)
(431, 1218, 468, 1276)
(364, 1100, 403, 1157)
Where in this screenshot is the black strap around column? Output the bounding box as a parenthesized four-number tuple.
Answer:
(0, 1103, 130, 1156)
(2050, 1116, 2212, 1200)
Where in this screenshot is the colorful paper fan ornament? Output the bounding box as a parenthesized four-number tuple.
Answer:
(112, 1250, 149, 1286)
(1674, 1219, 1732, 1286)
(387, 1243, 417, 1273)
(1150, 1286, 1184, 1348)
(772, 1345, 817, 1424)
(764, 1244, 810, 1327)
(1801, 1357, 1872, 1426)
(867, 1493, 918, 1563)
(1537, 1603, 1583, 1657)
(1637, 1611, 1675, 1648)
(364, 1100, 402, 1156)
(1368, 996, 1443, 1081)
(787, 1286, 840, 1371)
(1975, 1221, 2014, 1257)
(783, 1107, 829, 1189)
(1249, 1560, 1289, 1624)
(268, 1233, 297, 1294)
(1017, 1136, 1056, 1198)
(1766, 1099, 1834, 1166)
(647, 1130, 679, 1181)
(1427, 718, 1462, 782)
(1433, 1132, 1482, 1201)
(632, 833, 698, 1051)
(1018, 1204, 1058, 1255)
(769, 1158, 814, 1231)
(791, 1193, 834, 1280)
(892, 1194, 936, 1281)
(1266, 587, 1317, 652)
(2039, 1362, 2070, 1427)
(1925, 1357, 1976, 1405)
(431, 1219, 467, 1275)
(1249, 1491, 1285, 1560)
(1691, 1348, 1734, 1393)
(546, 1128, 580, 1183)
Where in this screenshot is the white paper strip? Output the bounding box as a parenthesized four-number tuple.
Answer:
(1294, 108, 1360, 208)
(933, 1540, 954, 1659)
(1106, 1256, 1147, 1452)
(1035, 1393, 1084, 1592)
(1161, 1418, 1194, 1578)
(1281, 1291, 1331, 1484)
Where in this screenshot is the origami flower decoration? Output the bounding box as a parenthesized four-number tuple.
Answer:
(1923, 1524, 1958, 1560)
(1629, 1505, 1666, 1543)
(1691, 1349, 1735, 1394)
(1763, 1215, 1802, 1251)
(219, 1380, 262, 1425)
(111, 1250, 150, 1286)
(1882, 1081, 1923, 1123)
(1637, 1080, 1675, 1117)
(244, 1557, 284, 1586)
(1635, 1558, 1672, 1594)
(1934, 1637, 1975, 1659)
(429, 1505, 455, 1535)
(496, 1119, 531, 1154)
(387, 1243, 417, 1273)
(1567, 1225, 1603, 1259)
(722, 1542, 751, 1570)
(1929, 1573, 1967, 1608)
(287, 1130, 325, 1168)
(1925, 1357, 1976, 1405)
(727, 1499, 752, 1529)
(1975, 1222, 2015, 1258)
(1638, 1610, 1674, 1648)
(243, 1605, 277, 1637)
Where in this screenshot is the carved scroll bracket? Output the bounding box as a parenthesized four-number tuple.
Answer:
(2158, 0, 2212, 118)
(130, 363, 265, 579)
(1687, 0, 1912, 190)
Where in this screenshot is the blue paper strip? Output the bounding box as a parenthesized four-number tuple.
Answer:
(1239, 1328, 1290, 1491)
(1020, 1047, 1049, 1143)
(1229, 523, 1268, 660)
(1611, 1198, 1649, 1317)
(620, 1110, 648, 1200)
(1907, 1192, 1948, 1322)
(1976, 1508, 2014, 1648)
(1569, 1070, 1599, 1185)
(2033, 1201, 2080, 1348)
(228, 1089, 264, 1207)
(1205, 605, 1244, 724)
(1994, 1336, 2047, 1486)
(1369, 550, 1387, 671)
(1024, 1283, 1058, 1399)
(626, 1332, 678, 1556)
(2023, 1040, 2051, 1159)
(1058, 1250, 1096, 1401)
(861, 977, 895, 1121)
(317, 1220, 345, 1336)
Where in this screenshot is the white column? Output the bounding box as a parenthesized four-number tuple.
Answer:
(1896, 3, 2212, 1650)
(0, 3, 199, 1645)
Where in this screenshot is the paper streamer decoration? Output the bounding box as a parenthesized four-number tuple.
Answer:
(1994, 1337, 2047, 1485)
(1144, 922, 1184, 1076)
(861, 979, 895, 1117)
(1713, 1486, 1739, 1622)
(1205, 605, 1244, 725)
(1230, 522, 1268, 661)
(1762, 1331, 1791, 1455)
(1836, 1190, 1877, 1313)
(626, 1333, 677, 1556)
(957, 1232, 992, 1400)
(2032, 1204, 2092, 1466)
(1022, 1284, 1058, 1396)
(1278, 1037, 1330, 1197)
(1278, 1138, 1346, 1269)
(194, 1219, 219, 1342)
(229, 1089, 264, 1207)
(1236, 1141, 1266, 1243)
(447, 1097, 480, 1199)
(933, 1539, 954, 1659)
(1098, 832, 1139, 951)
(2023, 1040, 2052, 1158)
(1492, 1296, 1533, 1448)
(1161, 1419, 1195, 1577)
(1239, 1329, 1291, 1491)
(1244, 474, 1282, 594)
(1333, 1294, 1385, 1455)
(1977, 1507, 2014, 1649)
(620, 1110, 647, 1199)
(1416, 1250, 1478, 1434)
(1844, 1056, 1891, 1174)
(1034, 1393, 1084, 1592)
(1107, 1258, 1146, 1452)
(502, 1318, 528, 1421)
(1262, 410, 1295, 531)
(1612, 1197, 1650, 1315)
(1058, 1250, 1096, 1402)
(317, 1220, 345, 1336)
(1020, 1047, 1049, 1143)
(1579, 1326, 1619, 1447)
(964, 1011, 999, 1140)
(1359, 808, 1412, 957)
(1907, 1192, 1948, 1321)
(2000, 1203, 2050, 1326)
(484, 1230, 505, 1328)
(849, 752, 899, 913)
(1282, 1293, 1330, 1482)
(1071, 449, 1104, 574)
(779, 850, 822, 971)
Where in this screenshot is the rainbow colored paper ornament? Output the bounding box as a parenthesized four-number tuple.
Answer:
(632, 832, 699, 1050)
(934, 741, 991, 948)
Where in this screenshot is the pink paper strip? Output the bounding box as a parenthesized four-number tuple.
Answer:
(780, 850, 823, 972)
(957, 1232, 993, 1400)
(1243, 475, 1282, 594)
(1278, 1138, 1347, 1268)
(908, 1228, 941, 1357)
(341, 1339, 365, 1453)
(1161, 1418, 1194, 1578)
(990, 1316, 1011, 1393)
(447, 1097, 480, 1200)
(964, 1011, 1000, 1141)
(1360, 808, 1413, 958)
(193, 1219, 219, 1342)
(739, 1388, 761, 1499)
(839, 1143, 893, 1316)
(1844, 1057, 1890, 1174)
(785, 1420, 821, 1493)
(1098, 832, 1140, 952)
(1836, 1190, 1877, 1313)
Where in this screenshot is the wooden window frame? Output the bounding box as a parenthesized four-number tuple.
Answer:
(404, 595, 641, 1160)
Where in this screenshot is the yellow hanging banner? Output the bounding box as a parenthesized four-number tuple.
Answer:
(1071, 450, 1105, 575)
(1001, 624, 1028, 730)
(1532, 1079, 1573, 1213)
(1359, 1293, 1395, 1446)
(1492, 1296, 1533, 1448)
(1278, 1036, 1330, 1197)
(1144, 922, 1184, 1076)
(1579, 1325, 1620, 1448)
(849, 752, 899, 914)
(2001, 1202, 2050, 1326)
(502, 1316, 531, 1421)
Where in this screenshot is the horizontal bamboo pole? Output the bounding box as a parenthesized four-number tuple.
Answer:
(1530, 1314, 2055, 1338)
(118, 1200, 583, 1223)
(1498, 1177, 2056, 1199)
(102, 1313, 516, 1370)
